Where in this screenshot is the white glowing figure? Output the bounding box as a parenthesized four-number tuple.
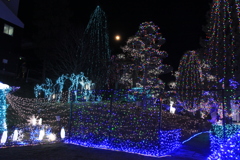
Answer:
(60, 127, 65, 139)
(38, 129, 45, 141)
(170, 100, 176, 114)
(1, 131, 7, 144)
(27, 115, 38, 126)
(13, 129, 18, 141)
(48, 133, 56, 141)
(38, 118, 42, 125)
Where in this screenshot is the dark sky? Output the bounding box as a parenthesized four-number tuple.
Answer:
(18, 0, 211, 71)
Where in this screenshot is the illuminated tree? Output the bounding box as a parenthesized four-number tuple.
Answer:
(118, 21, 172, 91)
(81, 6, 111, 90)
(202, 0, 240, 116)
(176, 50, 203, 112)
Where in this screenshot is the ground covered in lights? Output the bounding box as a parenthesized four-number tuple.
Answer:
(0, 133, 210, 160)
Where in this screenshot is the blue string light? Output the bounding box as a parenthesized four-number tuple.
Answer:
(65, 129, 181, 157)
(64, 101, 182, 157)
(208, 130, 240, 160)
(182, 131, 210, 144)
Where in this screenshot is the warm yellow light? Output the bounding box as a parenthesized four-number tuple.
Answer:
(115, 35, 120, 41)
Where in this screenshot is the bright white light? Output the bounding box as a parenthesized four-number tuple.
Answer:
(38, 129, 45, 141)
(0, 82, 10, 89)
(115, 35, 120, 41)
(60, 127, 65, 139)
(13, 129, 18, 141)
(27, 115, 38, 126)
(1, 131, 7, 144)
(170, 100, 176, 114)
(48, 133, 56, 141)
(38, 118, 42, 125)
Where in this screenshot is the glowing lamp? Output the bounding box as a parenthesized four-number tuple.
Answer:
(61, 127, 65, 139)
(13, 129, 18, 141)
(38, 129, 45, 141)
(38, 118, 42, 125)
(1, 131, 7, 144)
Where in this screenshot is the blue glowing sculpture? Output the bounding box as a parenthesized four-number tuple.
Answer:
(68, 73, 78, 102)
(0, 82, 11, 133)
(66, 72, 96, 102)
(55, 74, 68, 102)
(44, 78, 54, 101)
(35, 72, 97, 102)
(34, 84, 41, 98)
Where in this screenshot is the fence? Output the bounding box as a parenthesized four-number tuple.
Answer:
(65, 89, 212, 157)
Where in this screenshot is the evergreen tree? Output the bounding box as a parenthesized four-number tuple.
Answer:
(202, 0, 240, 117)
(176, 51, 203, 112)
(118, 21, 172, 91)
(81, 6, 111, 90)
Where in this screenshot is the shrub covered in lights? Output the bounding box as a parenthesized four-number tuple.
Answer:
(66, 99, 211, 157)
(208, 130, 240, 160)
(211, 124, 240, 139)
(209, 124, 240, 154)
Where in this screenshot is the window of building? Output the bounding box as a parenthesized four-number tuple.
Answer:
(3, 24, 14, 36)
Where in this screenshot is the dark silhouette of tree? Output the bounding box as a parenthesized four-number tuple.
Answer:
(31, 0, 73, 81)
(48, 26, 85, 78)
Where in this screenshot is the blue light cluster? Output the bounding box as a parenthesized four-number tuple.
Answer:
(65, 101, 182, 157)
(209, 124, 240, 154)
(34, 73, 96, 102)
(211, 124, 240, 139)
(65, 129, 181, 157)
(208, 130, 240, 160)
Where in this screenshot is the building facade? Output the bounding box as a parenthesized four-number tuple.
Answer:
(0, 0, 24, 73)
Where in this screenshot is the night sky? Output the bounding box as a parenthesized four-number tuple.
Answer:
(18, 0, 211, 73)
